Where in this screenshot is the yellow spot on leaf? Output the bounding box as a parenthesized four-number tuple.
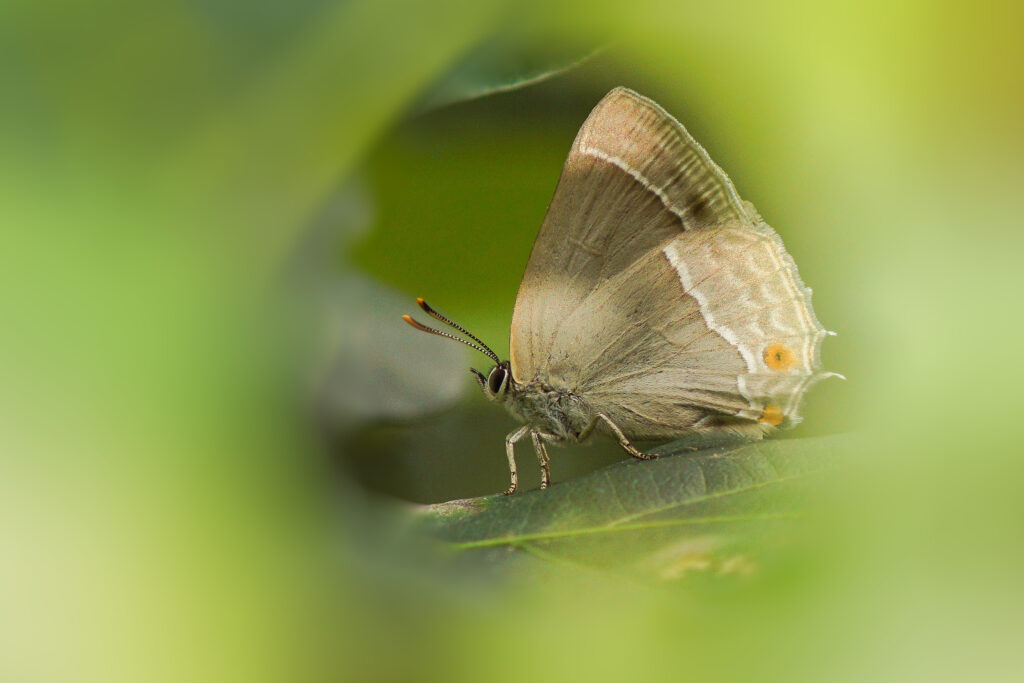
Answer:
(763, 343, 797, 370)
(759, 404, 784, 426)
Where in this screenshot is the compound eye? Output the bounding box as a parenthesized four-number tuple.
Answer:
(487, 366, 507, 395)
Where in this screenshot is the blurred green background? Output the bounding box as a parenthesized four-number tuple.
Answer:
(3, 1, 1023, 682)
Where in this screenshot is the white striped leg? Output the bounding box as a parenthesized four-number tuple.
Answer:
(598, 413, 659, 461)
(503, 425, 530, 495)
(531, 431, 551, 489)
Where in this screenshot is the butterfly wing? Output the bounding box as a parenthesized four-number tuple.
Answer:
(545, 227, 832, 436)
(510, 87, 833, 434)
(509, 87, 760, 383)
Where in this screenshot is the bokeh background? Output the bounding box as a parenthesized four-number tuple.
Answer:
(3, 1, 1023, 681)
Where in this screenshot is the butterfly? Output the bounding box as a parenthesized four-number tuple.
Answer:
(404, 87, 838, 494)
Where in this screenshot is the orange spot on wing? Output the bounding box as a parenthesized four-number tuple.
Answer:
(758, 404, 784, 426)
(763, 343, 798, 371)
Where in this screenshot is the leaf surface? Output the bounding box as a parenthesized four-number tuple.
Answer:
(422, 435, 849, 578)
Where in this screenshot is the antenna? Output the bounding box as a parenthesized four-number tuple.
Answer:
(416, 298, 500, 361)
(402, 299, 501, 364)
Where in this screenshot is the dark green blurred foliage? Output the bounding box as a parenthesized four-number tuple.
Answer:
(3, 2, 1024, 682)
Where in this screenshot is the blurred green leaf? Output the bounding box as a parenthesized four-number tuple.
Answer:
(311, 271, 468, 427)
(424, 435, 848, 578)
(286, 179, 467, 429)
(412, 28, 605, 113)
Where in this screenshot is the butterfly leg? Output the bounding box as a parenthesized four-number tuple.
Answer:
(530, 431, 552, 489)
(598, 413, 659, 461)
(503, 424, 530, 495)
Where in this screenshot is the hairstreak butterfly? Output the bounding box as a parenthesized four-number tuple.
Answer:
(405, 87, 839, 494)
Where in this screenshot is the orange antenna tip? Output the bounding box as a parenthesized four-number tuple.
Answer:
(402, 300, 501, 363)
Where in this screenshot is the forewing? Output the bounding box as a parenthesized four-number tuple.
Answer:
(509, 87, 759, 382)
(546, 227, 833, 437)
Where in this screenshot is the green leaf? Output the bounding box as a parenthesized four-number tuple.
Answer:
(413, 29, 605, 113)
(421, 435, 849, 579)
(311, 271, 468, 428)
(286, 179, 467, 429)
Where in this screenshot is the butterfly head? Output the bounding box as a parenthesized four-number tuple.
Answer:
(473, 361, 513, 403)
(402, 298, 512, 401)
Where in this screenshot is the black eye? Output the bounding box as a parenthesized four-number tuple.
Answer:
(487, 367, 507, 394)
